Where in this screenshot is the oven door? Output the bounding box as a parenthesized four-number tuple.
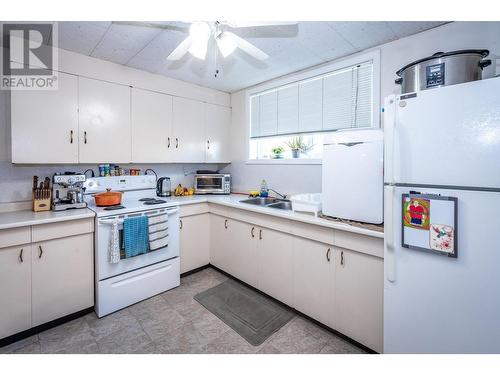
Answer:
(195, 175, 224, 194)
(95, 207, 180, 281)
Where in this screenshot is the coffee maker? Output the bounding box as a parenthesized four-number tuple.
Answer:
(52, 172, 87, 211)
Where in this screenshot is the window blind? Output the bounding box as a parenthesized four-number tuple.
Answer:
(250, 61, 373, 138)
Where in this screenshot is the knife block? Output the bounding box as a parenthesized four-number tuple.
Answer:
(32, 190, 52, 212)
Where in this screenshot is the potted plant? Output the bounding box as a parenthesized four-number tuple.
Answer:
(271, 146, 285, 159)
(285, 136, 314, 158)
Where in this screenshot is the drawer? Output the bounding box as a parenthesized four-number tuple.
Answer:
(32, 218, 94, 242)
(179, 202, 210, 217)
(291, 221, 334, 245)
(0, 226, 31, 248)
(226, 207, 291, 234)
(96, 258, 180, 317)
(334, 230, 384, 258)
(208, 203, 228, 217)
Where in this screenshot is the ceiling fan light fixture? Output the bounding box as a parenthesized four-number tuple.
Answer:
(216, 32, 238, 58)
(188, 22, 210, 59)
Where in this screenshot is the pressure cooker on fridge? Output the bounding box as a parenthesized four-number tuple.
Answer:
(395, 49, 492, 94)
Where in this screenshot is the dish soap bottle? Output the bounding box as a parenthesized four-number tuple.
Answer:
(260, 179, 269, 198)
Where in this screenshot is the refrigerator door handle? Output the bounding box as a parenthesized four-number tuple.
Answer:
(384, 185, 396, 282)
(384, 95, 397, 184)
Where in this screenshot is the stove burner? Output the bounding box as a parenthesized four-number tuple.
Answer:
(139, 198, 156, 202)
(103, 205, 125, 211)
(143, 199, 166, 205)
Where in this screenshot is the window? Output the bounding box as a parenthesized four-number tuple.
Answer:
(248, 53, 378, 162)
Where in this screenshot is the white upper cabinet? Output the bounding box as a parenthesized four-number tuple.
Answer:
(78, 77, 131, 163)
(172, 97, 206, 162)
(11, 71, 79, 164)
(205, 103, 231, 163)
(258, 91, 278, 137)
(299, 78, 323, 133)
(277, 85, 299, 135)
(131, 88, 173, 163)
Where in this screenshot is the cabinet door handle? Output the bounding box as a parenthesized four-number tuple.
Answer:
(326, 248, 331, 262)
(179, 219, 183, 230)
(38, 245, 43, 259)
(251, 227, 255, 238)
(207, 140, 210, 150)
(175, 138, 179, 149)
(19, 248, 24, 263)
(167, 137, 170, 148)
(340, 250, 344, 266)
(70, 130, 73, 144)
(259, 229, 262, 240)
(84, 131, 87, 144)
(224, 219, 228, 229)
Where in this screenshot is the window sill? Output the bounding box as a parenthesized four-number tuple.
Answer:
(245, 159, 322, 165)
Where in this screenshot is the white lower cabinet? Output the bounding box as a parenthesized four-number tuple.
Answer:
(210, 214, 231, 272)
(31, 233, 94, 326)
(257, 228, 294, 306)
(179, 214, 210, 274)
(229, 220, 258, 288)
(0, 245, 32, 339)
(334, 248, 383, 353)
(292, 237, 335, 327)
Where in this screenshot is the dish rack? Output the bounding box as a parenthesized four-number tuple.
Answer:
(290, 193, 322, 217)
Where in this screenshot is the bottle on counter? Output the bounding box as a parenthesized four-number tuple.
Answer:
(260, 179, 269, 198)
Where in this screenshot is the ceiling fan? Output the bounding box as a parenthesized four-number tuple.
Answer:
(113, 21, 298, 62)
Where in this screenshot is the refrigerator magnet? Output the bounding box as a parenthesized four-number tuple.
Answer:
(402, 193, 458, 258)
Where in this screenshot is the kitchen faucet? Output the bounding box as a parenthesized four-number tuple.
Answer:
(268, 188, 287, 200)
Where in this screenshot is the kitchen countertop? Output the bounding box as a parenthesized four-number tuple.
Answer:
(0, 195, 384, 239)
(169, 194, 384, 239)
(0, 208, 96, 230)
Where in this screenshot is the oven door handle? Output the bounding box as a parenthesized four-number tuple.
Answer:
(98, 207, 179, 225)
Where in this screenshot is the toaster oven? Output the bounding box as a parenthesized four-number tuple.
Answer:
(194, 174, 231, 194)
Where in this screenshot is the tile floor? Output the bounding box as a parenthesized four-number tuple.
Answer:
(0, 267, 365, 354)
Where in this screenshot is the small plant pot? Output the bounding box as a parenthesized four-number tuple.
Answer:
(291, 149, 301, 158)
(273, 154, 284, 159)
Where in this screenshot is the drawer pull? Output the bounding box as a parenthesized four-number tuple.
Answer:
(84, 131, 88, 144)
(179, 219, 183, 230)
(167, 137, 171, 148)
(259, 229, 262, 240)
(251, 227, 255, 238)
(326, 248, 331, 262)
(224, 219, 228, 229)
(70, 130, 74, 144)
(175, 138, 179, 149)
(38, 245, 43, 259)
(19, 248, 24, 263)
(340, 250, 344, 266)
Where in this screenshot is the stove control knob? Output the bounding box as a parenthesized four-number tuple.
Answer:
(68, 177, 75, 184)
(88, 181, 94, 187)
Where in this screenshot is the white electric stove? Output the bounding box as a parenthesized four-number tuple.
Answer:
(84, 176, 180, 317)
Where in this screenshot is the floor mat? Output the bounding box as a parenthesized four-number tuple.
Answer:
(194, 279, 294, 346)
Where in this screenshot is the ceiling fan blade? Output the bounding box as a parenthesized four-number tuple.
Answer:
(112, 21, 188, 33)
(222, 32, 269, 60)
(167, 36, 192, 61)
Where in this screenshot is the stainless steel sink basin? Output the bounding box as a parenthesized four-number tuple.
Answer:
(266, 201, 293, 210)
(239, 197, 292, 210)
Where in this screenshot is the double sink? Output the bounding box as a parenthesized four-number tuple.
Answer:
(239, 197, 293, 211)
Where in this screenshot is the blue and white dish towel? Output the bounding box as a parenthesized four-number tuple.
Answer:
(123, 216, 150, 258)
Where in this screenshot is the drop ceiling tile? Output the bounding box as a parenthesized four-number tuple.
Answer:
(386, 21, 446, 38)
(126, 26, 188, 73)
(327, 21, 398, 50)
(91, 22, 163, 64)
(58, 21, 110, 55)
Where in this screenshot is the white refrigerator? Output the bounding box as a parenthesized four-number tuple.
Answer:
(384, 77, 500, 353)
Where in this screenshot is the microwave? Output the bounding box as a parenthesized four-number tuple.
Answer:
(194, 174, 231, 194)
